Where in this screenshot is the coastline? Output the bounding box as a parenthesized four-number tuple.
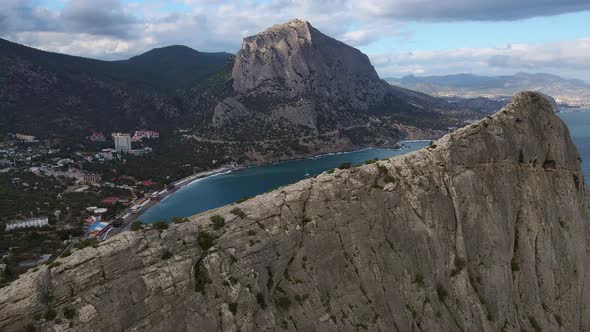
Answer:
(135, 140, 434, 221)
(101, 139, 435, 236)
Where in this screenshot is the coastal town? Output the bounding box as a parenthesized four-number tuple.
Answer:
(0, 129, 233, 285)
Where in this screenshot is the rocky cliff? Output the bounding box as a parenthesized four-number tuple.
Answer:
(1, 92, 589, 331)
(232, 19, 386, 105)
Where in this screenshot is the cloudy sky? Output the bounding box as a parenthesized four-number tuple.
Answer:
(1, 0, 589, 80)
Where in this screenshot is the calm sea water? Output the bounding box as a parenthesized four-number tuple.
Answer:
(141, 110, 590, 223)
(140, 141, 429, 222)
(558, 108, 590, 180)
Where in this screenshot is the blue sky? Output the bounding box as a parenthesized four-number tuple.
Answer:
(1, 0, 590, 80)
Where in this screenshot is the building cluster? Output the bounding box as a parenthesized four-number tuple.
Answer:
(112, 132, 155, 155)
(15, 133, 36, 142)
(132, 130, 160, 142)
(5, 217, 49, 232)
(112, 133, 132, 153)
(89, 132, 106, 142)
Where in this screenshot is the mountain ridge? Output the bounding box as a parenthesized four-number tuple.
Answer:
(1, 92, 588, 331)
(0, 21, 518, 164)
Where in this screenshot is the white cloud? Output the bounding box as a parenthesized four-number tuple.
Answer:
(1, 0, 590, 80)
(370, 38, 590, 80)
(353, 0, 590, 21)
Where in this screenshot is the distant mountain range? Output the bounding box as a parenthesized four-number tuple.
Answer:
(386, 73, 590, 107)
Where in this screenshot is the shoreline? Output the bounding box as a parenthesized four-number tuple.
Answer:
(135, 140, 433, 222)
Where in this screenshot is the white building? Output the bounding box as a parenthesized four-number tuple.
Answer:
(5, 217, 49, 231)
(130, 146, 152, 156)
(112, 133, 131, 153)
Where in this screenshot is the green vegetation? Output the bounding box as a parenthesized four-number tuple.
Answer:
(153, 220, 169, 231)
(511, 258, 520, 272)
(236, 196, 251, 203)
(60, 250, 71, 258)
(197, 231, 216, 251)
(383, 174, 395, 183)
(193, 260, 210, 294)
(364, 159, 377, 165)
(76, 238, 99, 249)
(172, 216, 189, 224)
(210, 215, 225, 230)
(338, 163, 352, 170)
(376, 164, 388, 174)
(47, 261, 61, 269)
(326, 168, 335, 174)
(375, 164, 395, 183)
(414, 273, 425, 287)
(230, 208, 246, 218)
(130, 221, 143, 231)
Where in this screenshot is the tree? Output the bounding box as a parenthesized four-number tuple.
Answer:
(131, 220, 142, 231)
(210, 215, 225, 230)
(153, 220, 169, 230)
(172, 216, 188, 224)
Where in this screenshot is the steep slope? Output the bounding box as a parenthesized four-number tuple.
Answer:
(0, 38, 230, 136)
(1, 92, 588, 331)
(388, 72, 590, 106)
(232, 19, 385, 104)
(120, 46, 233, 89)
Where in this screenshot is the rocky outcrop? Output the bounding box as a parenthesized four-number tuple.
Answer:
(1, 92, 589, 331)
(212, 97, 252, 128)
(232, 19, 387, 105)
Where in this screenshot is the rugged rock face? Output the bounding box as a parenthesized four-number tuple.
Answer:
(1, 92, 589, 331)
(232, 19, 387, 106)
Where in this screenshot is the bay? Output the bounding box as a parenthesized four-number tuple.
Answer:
(140, 141, 429, 222)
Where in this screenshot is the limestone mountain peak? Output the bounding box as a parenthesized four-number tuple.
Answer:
(231, 19, 383, 98)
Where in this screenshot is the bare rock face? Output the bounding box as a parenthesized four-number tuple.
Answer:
(1, 92, 589, 331)
(232, 19, 388, 105)
(212, 97, 252, 128)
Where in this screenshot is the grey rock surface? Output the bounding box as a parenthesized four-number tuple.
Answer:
(212, 97, 252, 128)
(232, 19, 387, 106)
(1, 92, 589, 331)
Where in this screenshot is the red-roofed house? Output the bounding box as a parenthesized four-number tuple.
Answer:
(90, 131, 106, 142)
(141, 180, 156, 186)
(132, 130, 159, 142)
(101, 197, 119, 206)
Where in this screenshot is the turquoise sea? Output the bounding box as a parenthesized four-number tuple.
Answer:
(558, 108, 590, 180)
(140, 141, 429, 222)
(140, 109, 590, 223)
